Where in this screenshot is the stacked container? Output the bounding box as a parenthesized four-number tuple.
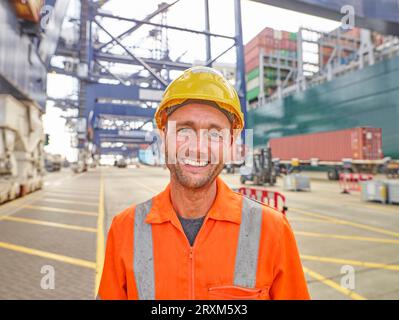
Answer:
(319, 27, 387, 67)
(244, 27, 298, 103)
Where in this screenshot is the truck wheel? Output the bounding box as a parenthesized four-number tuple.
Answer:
(240, 176, 246, 184)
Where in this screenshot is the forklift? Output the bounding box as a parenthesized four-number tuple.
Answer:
(240, 148, 277, 186)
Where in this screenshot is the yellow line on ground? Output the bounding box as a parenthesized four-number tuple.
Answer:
(364, 204, 399, 214)
(95, 170, 105, 298)
(0, 241, 96, 269)
(41, 198, 99, 207)
(301, 254, 399, 272)
(19, 204, 98, 216)
(295, 231, 399, 244)
(302, 266, 366, 300)
(291, 207, 399, 239)
(2, 216, 97, 233)
(0, 190, 45, 216)
(44, 192, 99, 199)
(49, 188, 99, 196)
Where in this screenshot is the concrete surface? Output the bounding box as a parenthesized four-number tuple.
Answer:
(0, 166, 398, 300)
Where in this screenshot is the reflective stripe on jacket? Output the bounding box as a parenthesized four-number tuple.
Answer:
(98, 177, 310, 300)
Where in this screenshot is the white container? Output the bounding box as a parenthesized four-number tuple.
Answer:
(361, 180, 388, 203)
(283, 174, 311, 191)
(247, 76, 260, 91)
(274, 30, 282, 40)
(387, 181, 399, 204)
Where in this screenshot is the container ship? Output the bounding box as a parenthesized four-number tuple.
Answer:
(245, 26, 399, 160)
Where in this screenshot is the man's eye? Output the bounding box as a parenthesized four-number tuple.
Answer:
(177, 128, 194, 134)
(209, 131, 222, 140)
(177, 128, 195, 139)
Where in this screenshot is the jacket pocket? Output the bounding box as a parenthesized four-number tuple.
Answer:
(208, 285, 270, 300)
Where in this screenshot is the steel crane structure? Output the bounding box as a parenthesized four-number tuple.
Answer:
(50, 0, 248, 166)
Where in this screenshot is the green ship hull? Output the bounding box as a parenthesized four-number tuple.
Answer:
(248, 54, 399, 159)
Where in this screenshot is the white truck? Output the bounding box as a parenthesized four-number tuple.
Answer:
(0, 95, 44, 204)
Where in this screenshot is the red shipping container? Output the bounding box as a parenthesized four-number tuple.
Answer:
(245, 36, 267, 54)
(282, 31, 290, 39)
(245, 58, 259, 73)
(245, 47, 261, 64)
(269, 128, 383, 161)
(279, 39, 290, 50)
(265, 37, 274, 47)
(260, 27, 275, 38)
(245, 46, 274, 63)
(288, 40, 297, 51)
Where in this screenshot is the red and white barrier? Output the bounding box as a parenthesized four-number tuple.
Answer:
(339, 173, 373, 193)
(235, 187, 287, 215)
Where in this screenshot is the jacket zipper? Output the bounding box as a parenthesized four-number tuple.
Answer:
(189, 247, 195, 300)
(177, 215, 210, 300)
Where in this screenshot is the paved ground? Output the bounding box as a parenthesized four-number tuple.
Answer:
(0, 166, 398, 299)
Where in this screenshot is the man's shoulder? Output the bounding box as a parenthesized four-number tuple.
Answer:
(234, 192, 287, 228)
(112, 197, 156, 225)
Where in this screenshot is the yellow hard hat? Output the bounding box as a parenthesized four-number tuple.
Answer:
(154, 66, 244, 130)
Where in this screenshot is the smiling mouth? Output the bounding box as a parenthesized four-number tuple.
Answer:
(181, 158, 209, 167)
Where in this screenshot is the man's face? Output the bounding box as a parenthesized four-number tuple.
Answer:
(163, 103, 233, 189)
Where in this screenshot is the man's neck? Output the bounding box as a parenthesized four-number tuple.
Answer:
(169, 178, 217, 219)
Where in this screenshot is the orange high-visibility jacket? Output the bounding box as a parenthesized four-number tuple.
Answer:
(98, 177, 310, 300)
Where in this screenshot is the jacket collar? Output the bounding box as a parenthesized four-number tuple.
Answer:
(145, 176, 241, 225)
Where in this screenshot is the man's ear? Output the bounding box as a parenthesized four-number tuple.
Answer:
(159, 126, 167, 152)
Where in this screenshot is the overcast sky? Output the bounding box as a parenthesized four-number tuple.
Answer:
(45, 0, 341, 160)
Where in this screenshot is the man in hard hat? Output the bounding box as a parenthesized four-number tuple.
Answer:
(98, 67, 310, 300)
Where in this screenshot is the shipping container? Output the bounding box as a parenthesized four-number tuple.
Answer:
(269, 127, 383, 161)
(244, 27, 299, 103)
(247, 87, 260, 101)
(246, 68, 260, 81)
(245, 36, 268, 54)
(247, 77, 260, 91)
(245, 58, 259, 73)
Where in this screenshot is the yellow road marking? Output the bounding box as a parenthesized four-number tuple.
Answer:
(44, 192, 99, 200)
(49, 188, 99, 196)
(301, 254, 399, 272)
(295, 231, 399, 244)
(364, 204, 399, 214)
(291, 207, 399, 238)
(0, 242, 96, 269)
(0, 190, 45, 217)
(303, 266, 366, 300)
(2, 216, 96, 233)
(95, 170, 105, 297)
(41, 198, 99, 207)
(19, 204, 98, 216)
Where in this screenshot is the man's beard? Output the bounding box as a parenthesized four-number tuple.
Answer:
(165, 148, 224, 189)
(167, 162, 224, 189)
